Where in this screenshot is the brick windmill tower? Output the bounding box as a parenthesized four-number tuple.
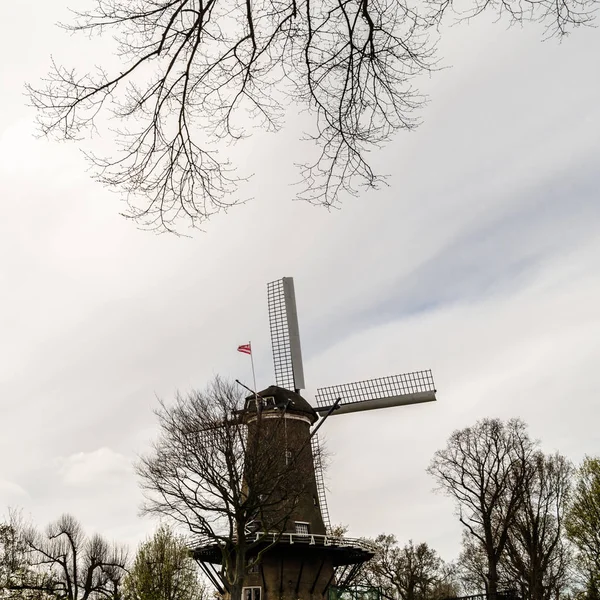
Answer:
(193, 278, 437, 600)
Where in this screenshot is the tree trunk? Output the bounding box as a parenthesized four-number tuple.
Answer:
(231, 545, 246, 600)
(231, 581, 243, 600)
(487, 561, 498, 600)
(530, 568, 543, 600)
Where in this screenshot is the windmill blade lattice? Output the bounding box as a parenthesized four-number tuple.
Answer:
(311, 433, 331, 534)
(267, 277, 305, 391)
(315, 370, 436, 415)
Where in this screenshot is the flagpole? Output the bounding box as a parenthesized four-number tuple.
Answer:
(248, 341, 261, 411)
(237, 342, 260, 409)
(249, 341, 258, 394)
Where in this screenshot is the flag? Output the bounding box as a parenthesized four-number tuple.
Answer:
(237, 343, 252, 355)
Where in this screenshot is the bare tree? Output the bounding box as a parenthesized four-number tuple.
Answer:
(4, 513, 127, 600)
(502, 452, 573, 600)
(456, 531, 493, 594)
(136, 377, 322, 600)
(357, 535, 457, 600)
(26, 0, 594, 233)
(431, 563, 462, 600)
(428, 418, 536, 600)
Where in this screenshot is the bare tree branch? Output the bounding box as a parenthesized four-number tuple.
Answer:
(4, 514, 127, 600)
(503, 452, 574, 600)
(26, 0, 437, 232)
(26, 0, 596, 232)
(136, 377, 326, 600)
(428, 418, 536, 600)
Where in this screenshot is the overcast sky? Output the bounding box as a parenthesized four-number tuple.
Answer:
(0, 0, 599, 565)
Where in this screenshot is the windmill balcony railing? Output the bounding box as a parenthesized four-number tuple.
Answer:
(190, 531, 377, 554)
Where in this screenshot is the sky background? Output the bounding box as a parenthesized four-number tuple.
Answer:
(0, 0, 599, 566)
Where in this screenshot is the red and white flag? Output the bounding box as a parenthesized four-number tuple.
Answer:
(237, 343, 252, 355)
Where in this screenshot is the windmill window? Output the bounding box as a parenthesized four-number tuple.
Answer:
(263, 396, 276, 407)
(285, 450, 292, 465)
(243, 587, 262, 600)
(295, 521, 310, 536)
(247, 561, 260, 574)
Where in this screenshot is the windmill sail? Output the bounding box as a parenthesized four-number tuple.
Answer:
(267, 277, 306, 392)
(315, 370, 436, 416)
(311, 434, 331, 534)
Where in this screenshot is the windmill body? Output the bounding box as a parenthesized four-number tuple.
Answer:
(192, 278, 437, 600)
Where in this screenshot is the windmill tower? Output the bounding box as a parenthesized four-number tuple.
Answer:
(193, 277, 437, 600)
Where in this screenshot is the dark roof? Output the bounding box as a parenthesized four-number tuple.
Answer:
(244, 386, 318, 423)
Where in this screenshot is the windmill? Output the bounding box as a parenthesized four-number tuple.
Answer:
(193, 277, 437, 600)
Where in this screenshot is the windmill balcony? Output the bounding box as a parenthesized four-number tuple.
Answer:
(190, 531, 376, 566)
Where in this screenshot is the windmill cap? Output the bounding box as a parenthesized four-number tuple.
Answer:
(244, 386, 318, 423)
